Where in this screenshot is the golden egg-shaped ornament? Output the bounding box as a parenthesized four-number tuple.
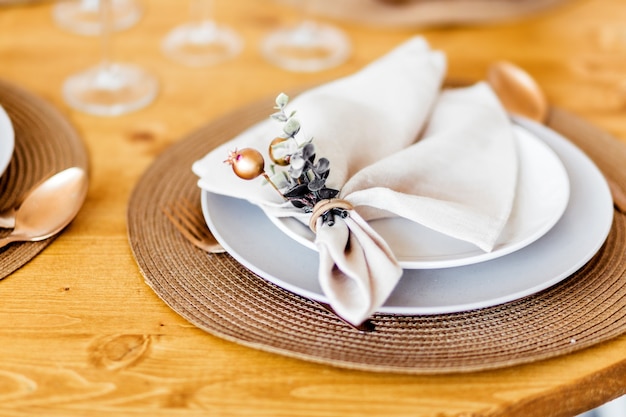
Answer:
(226, 148, 265, 180)
(268, 137, 290, 166)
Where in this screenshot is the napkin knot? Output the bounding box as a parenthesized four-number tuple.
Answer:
(309, 199, 354, 233)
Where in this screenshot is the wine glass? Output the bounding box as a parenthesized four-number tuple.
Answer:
(62, 0, 158, 116)
(261, 0, 351, 72)
(53, 0, 142, 36)
(161, 0, 243, 67)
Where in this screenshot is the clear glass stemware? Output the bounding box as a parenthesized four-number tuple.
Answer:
(161, 0, 243, 67)
(62, 0, 158, 116)
(53, 0, 142, 36)
(261, 0, 351, 72)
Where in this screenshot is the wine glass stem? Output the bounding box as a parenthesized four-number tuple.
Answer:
(299, 0, 314, 22)
(99, 0, 113, 71)
(190, 0, 214, 25)
(82, 0, 100, 12)
(295, 0, 318, 36)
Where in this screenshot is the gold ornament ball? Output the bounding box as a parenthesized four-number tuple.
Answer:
(268, 137, 290, 166)
(226, 148, 265, 180)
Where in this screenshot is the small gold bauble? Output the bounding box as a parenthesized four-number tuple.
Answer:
(268, 137, 290, 166)
(226, 148, 265, 180)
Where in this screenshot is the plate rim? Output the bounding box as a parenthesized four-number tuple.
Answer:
(0, 105, 15, 178)
(201, 117, 614, 315)
(263, 123, 571, 269)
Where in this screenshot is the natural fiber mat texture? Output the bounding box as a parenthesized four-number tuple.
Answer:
(0, 0, 45, 5)
(128, 96, 626, 374)
(276, 0, 569, 28)
(0, 79, 89, 279)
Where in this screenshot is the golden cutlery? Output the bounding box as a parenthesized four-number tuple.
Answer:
(0, 167, 88, 249)
(487, 60, 548, 124)
(487, 61, 626, 213)
(162, 198, 225, 254)
(1, 169, 75, 229)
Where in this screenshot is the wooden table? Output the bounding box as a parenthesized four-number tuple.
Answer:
(1, 0, 625, 415)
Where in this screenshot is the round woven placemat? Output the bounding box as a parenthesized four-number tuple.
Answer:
(276, 0, 569, 28)
(0, 0, 46, 5)
(127, 96, 626, 374)
(0, 79, 89, 280)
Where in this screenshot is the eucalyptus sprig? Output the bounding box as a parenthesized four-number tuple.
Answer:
(226, 93, 339, 212)
(266, 94, 339, 211)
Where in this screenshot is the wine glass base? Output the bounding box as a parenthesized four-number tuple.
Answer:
(162, 23, 243, 67)
(261, 21, 350, 72)
(53, 0, 142, 35)
(63, 63, 159, 116)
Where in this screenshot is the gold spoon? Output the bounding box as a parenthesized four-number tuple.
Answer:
(0, 167, 88, 249)
(487, 60, 626, 213)
(487, 61, 548, 124)
(0, 169, 80, 229)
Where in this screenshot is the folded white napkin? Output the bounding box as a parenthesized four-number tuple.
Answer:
(192, 36, 518, 325)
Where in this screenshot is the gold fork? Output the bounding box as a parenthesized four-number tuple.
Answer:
(163, 198, 374, 332)
(162, 198, 225, 254)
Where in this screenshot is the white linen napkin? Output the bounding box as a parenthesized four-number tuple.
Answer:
(192, 36, 518, 325)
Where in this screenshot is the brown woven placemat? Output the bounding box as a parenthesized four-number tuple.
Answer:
(0, 79, 89, 279)
(276, 0, 569, 28)
(127, 97, 626, 374)
(0, 0, 46, 5)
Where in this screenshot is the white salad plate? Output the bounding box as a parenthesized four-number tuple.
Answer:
(265, 124, 570, 269)
(201, 118, 614, 315)
(0, 105, 14, 178)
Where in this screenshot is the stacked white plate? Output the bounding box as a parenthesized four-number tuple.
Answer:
(201, 117, 614, 315)
(0, 105, 14, 179)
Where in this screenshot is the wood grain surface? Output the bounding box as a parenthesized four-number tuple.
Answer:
(1, 0, 626, 416)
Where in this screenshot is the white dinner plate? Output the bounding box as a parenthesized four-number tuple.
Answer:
(265, 124, 570, 269)
(201, 118, 614, 315)
(0, 105, 14, 178)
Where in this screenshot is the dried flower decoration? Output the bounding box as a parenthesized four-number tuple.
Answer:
(224, 147, 286, 198)
(226, 93, 348, 229)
